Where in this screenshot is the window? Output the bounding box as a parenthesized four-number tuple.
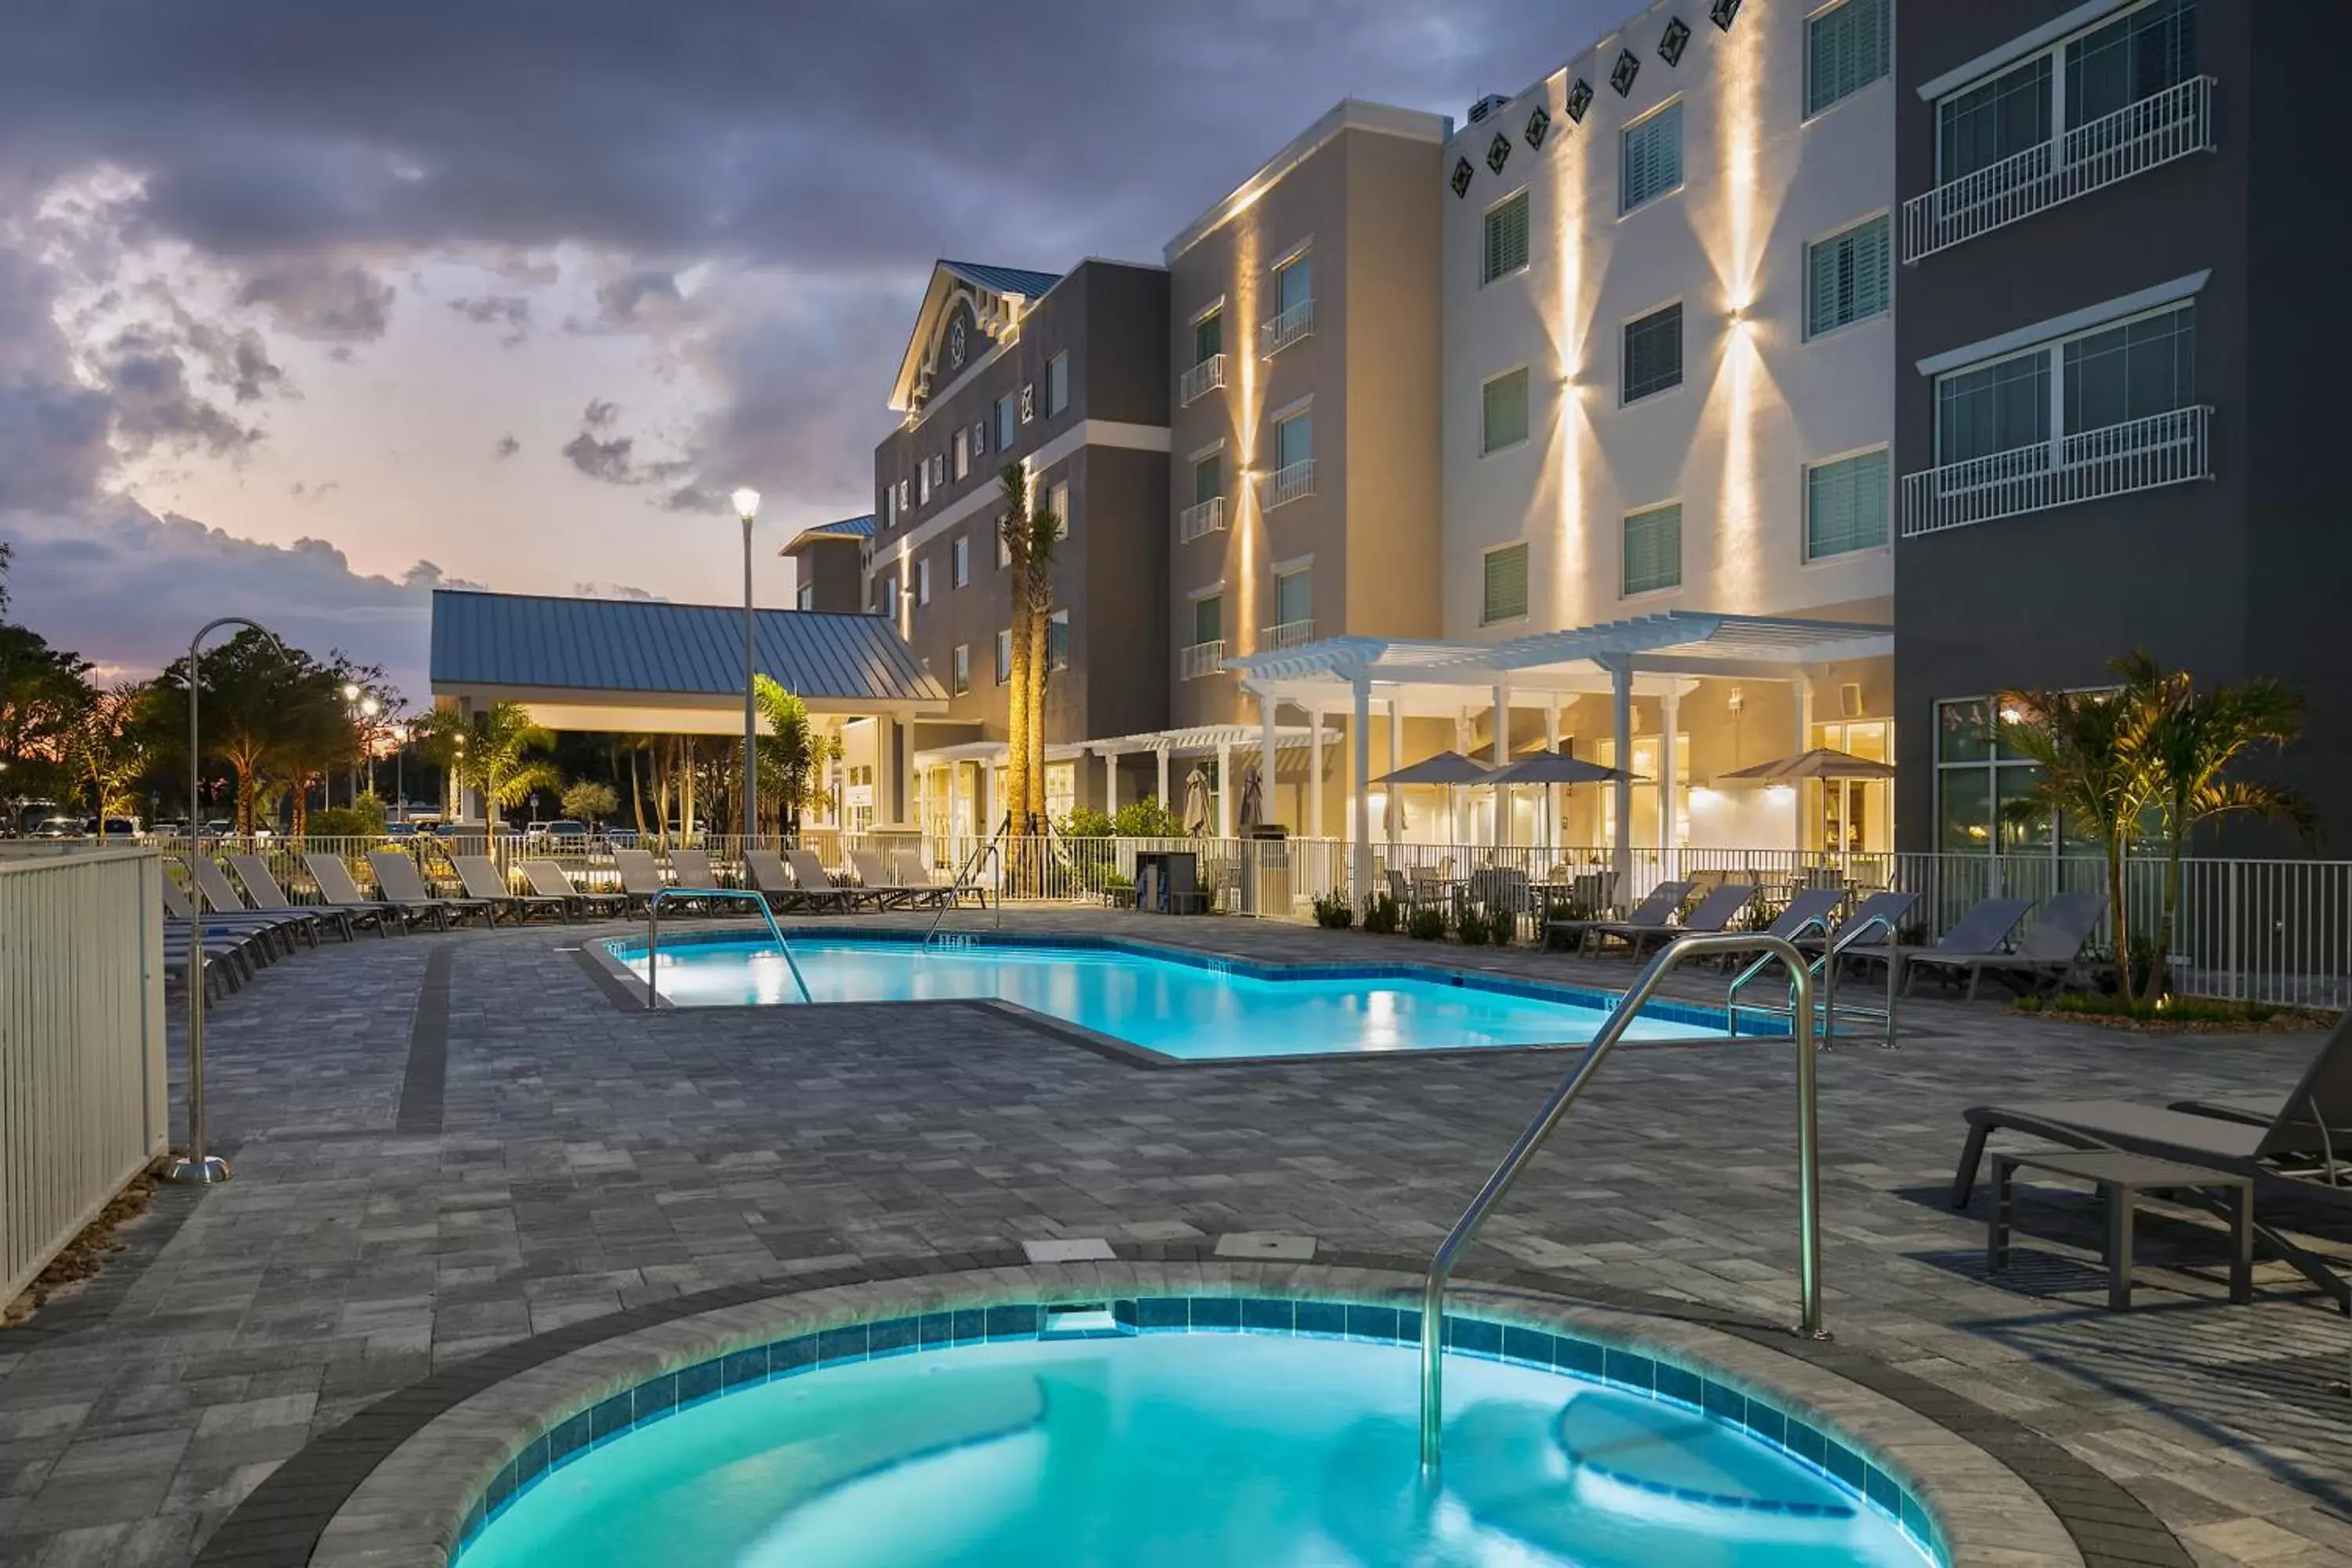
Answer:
(995, 519, 1011, 570)
(953, 426, 970, 481)
(994, 393, 1017, 452)
(1192, 593, 1222, 645)
(1481, 367, 1530, 455)
(1482, 191, 1530, 285)
(797, 582, 815, 611)
(932, 455, 946, 487)
(951, 535, 970, 587)
(1482, 543, 1528, 625)
(972, 419, 987, 459)
(1046, 352, 1069, 416)
(995, 629, 1012, 684)
(1193, 309, 1222, 365)
(896, 478, 910, 514)
(915, 558, 932, 607)
(1935, 303, 2194, 464)
(1193, 452, 1221, 504)
(1938, 56, 2052, 185)
(1621, 100, 1682, 212)
(1047, 609, 1070, 672)
(1621, 303, 1683, 403)
(916, 463, 931, 505)
(1805, 215, 1890, 337)
(1276, 252, 1312, 315)
(951, 644, 970, 697)
(1274, 568, 1312, 628)
(884, 485, 898, 528)
(1934, 698, 2083, 854)
(880, 572, 899, 619)
(1049, 480, 1070, 541)
(1621, 503, 1682, 595)
(1275, 409, 1312, 470)
(1805, 449, 1890, 560)
(2068, 0, 2198, 129)
(1805, 0, 1890, 117)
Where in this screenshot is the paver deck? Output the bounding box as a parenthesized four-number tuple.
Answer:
(2, 910, 2347, 1566)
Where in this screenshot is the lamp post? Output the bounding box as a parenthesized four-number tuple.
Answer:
(168, 615, 283, 1186)
(731, 487, 762, 847)
(359, 696, 381, 801)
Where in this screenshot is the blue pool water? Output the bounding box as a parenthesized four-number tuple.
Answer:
(606, 935, 1748, 1059)
(459, 1324, 1936, 1567)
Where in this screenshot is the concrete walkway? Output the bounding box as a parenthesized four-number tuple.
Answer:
(2, 911, 2347, 1566)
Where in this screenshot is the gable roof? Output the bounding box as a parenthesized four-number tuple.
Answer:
(429, 590, 946, 706)
(887, 259, 1063, 414)
(782, 514, 875, 556)
(941, 260, 1062, 299)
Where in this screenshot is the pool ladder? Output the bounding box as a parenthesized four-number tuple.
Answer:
(1726, 909, 1905, 1050)
(1418, 931, 1825, 1481)
(921, 837, 1003, 949)
(643, 887, 813, 1007)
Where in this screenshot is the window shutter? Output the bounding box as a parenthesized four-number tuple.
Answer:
(1482, 192, 1530, 284)
(1808, 0, 1889, 116)
(1623, 103, 1682, 210)
(1483, 543, 1530, 624)
(1622, 504, 1682, 595)
(1806, 451, 1889, 559)
(1806, 216, 1889, 336)
(1482, 368, 1530, 454)
(1195, 596, 1221, 644)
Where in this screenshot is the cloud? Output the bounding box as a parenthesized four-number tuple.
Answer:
(234, 259, 397, 341)
(561, 429, 689, 488)
(579, 268, 685, 332)
(493, 433, 519, 458)
(93, 323, 264, 459)
(572, 580, 664, 601)
(448, 292, 529, 343)
(582, 397, 619, 427)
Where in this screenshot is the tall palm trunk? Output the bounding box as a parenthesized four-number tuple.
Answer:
(1004, 613, 1033, 838)
(1023, 601, 1049, 828)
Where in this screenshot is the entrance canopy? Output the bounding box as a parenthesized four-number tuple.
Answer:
(429, 589, 948, 735)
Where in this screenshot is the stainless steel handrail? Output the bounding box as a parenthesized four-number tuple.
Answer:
(644, 887, 811, 1007)
(1419, 931, 1824, 1479)
(922, 839, 1001, 948)
(1726, 910, 1901, 1048)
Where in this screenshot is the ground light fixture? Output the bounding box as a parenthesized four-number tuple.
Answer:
(167, 615, 287, 1185)
(731, 487, 762, 845)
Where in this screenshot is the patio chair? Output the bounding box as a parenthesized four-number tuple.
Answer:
(1614, 881, 1759, 958)
(161, 927, 254, 995)
(1904, 893, 2100, 1000)
(892, 848, 982, 909)
(1759, 887, 1849, 945)
(1832, 897, 2031, 1000)
(307, 851, 444, 931)
(1798, 889, 1919, 954)
(160, 878, 288, 967)
(368, 849, 492, 927)
(230, 853, 388, 938)
(2171, 1006, 2352, 1132)
(1548, 880, 1691, 956)
(521, 858, 630, 920)
(789, 847, 873, 911)
(847, 847, 920, 910)
(453, 855, 572, 924)
(185, 855, 328, 946)
(611, 848, 669, 912)
(669, 848, 731, 894)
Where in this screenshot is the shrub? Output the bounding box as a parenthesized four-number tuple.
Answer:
(310, 796, 384, 837)
(1111, 797, 1185, 838)
(561, 781, 619, 823)
(1311, 891, 1355, 929)
(1454, 906, 1491, 946)
(2016, 993, 2278, 1026)
(1060, 807, 1116, 838)
(1407, 908, 1446, 942)
(1104, 871, 1134, 892)
(1543, 901, 1592, 951)
(1362, 893, 1401, 935)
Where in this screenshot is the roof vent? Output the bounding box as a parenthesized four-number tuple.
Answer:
(1468, 93, 1512, 124)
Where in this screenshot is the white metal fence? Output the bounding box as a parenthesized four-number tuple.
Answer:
(1900, 405, 2212, 537)
(0, 848, 168, 1304)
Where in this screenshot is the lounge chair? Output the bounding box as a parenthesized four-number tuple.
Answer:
(184, 856, 329, 946)
(1834, 896, 2031, 1000)
(846, 848, 924, 910)
(1617, 881, 1759, 957)
(159, 880, 279, 971)
(893, 848, 980, 909)
(1951, 1011, 2352, 1306)
(789, 847, 871, 911)
(453, 855, 572, 923)
(1798, 890, 1919, 956)
(2171, 1007, 2352, 1132)
(668, 848, 730, 895)
(230, 853, 389, 938)
(612, 848, 670, 911)
(308, 852, 443, 931)
(1904, 893, 2100, 1000)
(739, 848, 805, 910)
(1548, 880, 1691, 955)
(368, 850, 491, 927)
(163, 873, 308, 955)
(521, 858, 630, 920)
(1759, 887, 1849, 944)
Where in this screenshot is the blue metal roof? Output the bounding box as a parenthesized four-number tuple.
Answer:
(782, 514, 875, 554)
(941, 260, 1062, 299)
(430, 590, 946, 705)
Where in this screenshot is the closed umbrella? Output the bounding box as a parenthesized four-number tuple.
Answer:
(1237, 765, 1264, 833)
(1182, 766, 1211, 837)
(1718, 748, 1895, 782)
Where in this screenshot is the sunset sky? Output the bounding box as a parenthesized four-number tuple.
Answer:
(0, 0, 1617, 700)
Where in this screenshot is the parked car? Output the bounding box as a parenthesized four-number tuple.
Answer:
(29, 817, 87, 839)
(527, 819, 590, 848)
(201, 819, 274, 842)
(382, 821, 422, 840)
(97, 816, 142, 840)
(601, 826, 640, 848)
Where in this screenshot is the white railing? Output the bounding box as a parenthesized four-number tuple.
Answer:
(1179, 639, 1227, 681)
(1261, 618, 1316, 651)
(1901, 405, 2212, 537)
(1258, 298, 1315, 357)
(1178, 495, 1227, 543)
(1178, 353, 1228, 406)
(1904, 76, 2216, 261)
(1262, 458, 1316, 510)
(0, 848, 168, 1303)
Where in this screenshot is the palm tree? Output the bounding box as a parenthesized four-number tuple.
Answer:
(753, 676, 840, 837)
(996, 464, 1061, 832)
(425, 701, 559, 826)
(2118, 652, 2318, 1003)
(1995, 679, 2161, 1000)
(66, 681, 145, 824)
(996, 466, 1035, 837)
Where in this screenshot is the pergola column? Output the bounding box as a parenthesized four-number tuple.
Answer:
(1350, 676, 1373, 902)
(1544, 695, 1562, 857)
(1387, 695, 1403, 855)
(1609, 657, 1633, 895)
(1660, 684, 1682, 877)
(1792, 668, 1816, 853)
(1156, 742, 1171, 811)
(1258, 692, 1279, 832)
(1490, 678, 1512, 848)
(1216, 737, 1232, 839)
(1102, 749, 1119, 815)
(1308, 707, 1325, 840)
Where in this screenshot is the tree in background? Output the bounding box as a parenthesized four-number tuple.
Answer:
(66, 681, 146, 822)
(753, 676, 839, 838)
(561, 779, 619, 824)
(996, 466, 1036, 837)
(437, 702, 560, 827)
(148, 630, 351, 833)
(0, 621, 93, 804)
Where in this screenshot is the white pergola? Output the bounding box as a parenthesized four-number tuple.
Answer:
(1088, 724, 1339, 838)
(1227, 612, 1893, 901)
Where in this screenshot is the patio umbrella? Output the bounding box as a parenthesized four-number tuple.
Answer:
(1374, 752, 1490, 851)
(1487, 752, 1642, 855)
(1718, 747, 1895, 782)
(1237, 764, 1264, 833)
(1182, 766, 1211, 837)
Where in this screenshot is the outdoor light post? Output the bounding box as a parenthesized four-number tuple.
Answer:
(731, 487, 762, 845)
(168, 615, 283, 1186)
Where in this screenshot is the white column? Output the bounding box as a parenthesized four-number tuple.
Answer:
(1490, 679, 1512, 848)
(1102, 750, 1119, 815)
(1308, 708, 1325, 839)
(1454, 710, 1472, 848)
(1793, 672, 1816, 854)
(1387, 697, 1403, 854)
(1156, 743, 1171, 811)
(1610, 660, 1634, 895)
(1216, 739, 1232, 839)
(1544, 695, 1562, 858)
(1258, 692, 1279, 832)
(1660, 684, 1681, 877)
(1350, 677, 1373, 901)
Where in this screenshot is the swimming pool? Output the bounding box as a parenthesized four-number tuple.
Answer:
(454, 1299, 1943, 1567)
(601, 933, 1764, 1061)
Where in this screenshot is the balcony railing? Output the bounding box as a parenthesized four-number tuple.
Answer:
(1900, 405, 2212, 538)
(1179, 639, 1227, 681)
(1258, 298, 1315, 357)
(1262, 458, 1316, 511)
(1261, 619, 1316, 652)
(1178, 495, 1227, 544)
(1178, 353, 1228, 407)
(1904, 76, 2215, 262)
